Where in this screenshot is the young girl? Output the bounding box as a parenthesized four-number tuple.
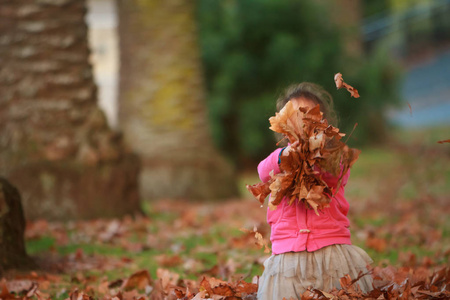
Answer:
(257, 82, 373, 299)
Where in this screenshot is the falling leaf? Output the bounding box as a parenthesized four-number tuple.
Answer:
(407, 102, 413, 116)
(344, 123, 358, 144)
(334, 73, 360, 98)
(437, 139, 450, 144)
(334, 73, 344, 89)
(240, 227, 271, 253)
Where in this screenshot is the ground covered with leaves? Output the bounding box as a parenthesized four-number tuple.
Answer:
(2, 128, 450, 299)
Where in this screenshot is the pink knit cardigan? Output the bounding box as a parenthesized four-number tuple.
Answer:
(258, 148, 352, 254)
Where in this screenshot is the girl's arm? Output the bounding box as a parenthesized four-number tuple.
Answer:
(257, 148, 283, 183)
(281, 141, 299, 157)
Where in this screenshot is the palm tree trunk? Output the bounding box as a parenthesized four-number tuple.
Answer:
(116, 0, 238, 200)
(0, 0, 141, 220)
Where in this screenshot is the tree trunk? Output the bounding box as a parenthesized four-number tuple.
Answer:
(330, 0, 363, 58)
(116, 0, 238, 200)
(0, 0, 141, 220)
(0, 178, 34, 275)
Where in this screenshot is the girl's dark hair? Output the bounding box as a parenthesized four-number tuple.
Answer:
(276, 82, 338, 126)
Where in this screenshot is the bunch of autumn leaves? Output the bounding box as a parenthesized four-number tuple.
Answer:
(247, 100, 360, 215)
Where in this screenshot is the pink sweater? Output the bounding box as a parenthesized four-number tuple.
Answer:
(258, 148, 352, 254)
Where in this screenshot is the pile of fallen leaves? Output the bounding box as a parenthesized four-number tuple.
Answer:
(247, 101, 360, 214)
(0, 268, 258, 300)
(1, 187, 448, 299)
(3, 115, 448, 300)
(1, 266, 449, 299)
(298, 266, 450, 300)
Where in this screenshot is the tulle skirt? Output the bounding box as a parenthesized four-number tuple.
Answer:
(257, 244, 373, 300)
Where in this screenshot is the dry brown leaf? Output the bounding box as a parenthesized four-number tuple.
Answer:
(334, 73, 360, 98)
(69, 289, 94, 300)
(437, 139, 450, 144)
(156, 268, 179, 291)
(407, 102, 413, 116)
(235, 280, 258, 296)
(246, 182, 271, 205)
(240, 227, 271, 253)
(155, 254, 183, 267)
(269, 101, 303, 143)
(26, 283, 39, 298)
(122, 270, 152, 291)
(191, 290, 207, 300)
(366, 231, 387, 253)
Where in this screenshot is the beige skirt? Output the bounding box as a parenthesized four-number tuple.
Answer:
(257, 244, 373, 300)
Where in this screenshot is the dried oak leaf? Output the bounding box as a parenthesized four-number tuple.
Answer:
(334, 73, 360, 98)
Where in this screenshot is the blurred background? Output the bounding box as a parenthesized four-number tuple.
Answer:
(1, 0, 449, 292)
(1, 0, 449, 217)
(88, 0, 449, 161)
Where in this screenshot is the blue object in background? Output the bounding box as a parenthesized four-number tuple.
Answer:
(389, 49, 450, 127)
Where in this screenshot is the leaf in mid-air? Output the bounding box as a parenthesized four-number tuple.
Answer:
(334, 73, 360, 98)
(437, 139, 450, 144)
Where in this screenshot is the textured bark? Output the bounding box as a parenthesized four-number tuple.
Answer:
(0, 0, 141, 220)
(116, 0, 238, 200)
(0, 178, 34, 275)
(330, 0, 363, 57)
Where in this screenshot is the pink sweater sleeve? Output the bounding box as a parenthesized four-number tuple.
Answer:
(257, 148, 283, 183)
(341, 169, 350, 188)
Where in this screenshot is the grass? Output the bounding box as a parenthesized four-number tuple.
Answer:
(27, 236, 56, 255)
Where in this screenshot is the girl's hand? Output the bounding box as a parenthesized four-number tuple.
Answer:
(282, 140, 300, 156)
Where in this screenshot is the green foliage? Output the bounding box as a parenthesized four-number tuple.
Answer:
(335, 48, 403, 146)
(362, 0, 389, 17)
(197, 0, 401, 165)
(26, 236, 55, 255)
